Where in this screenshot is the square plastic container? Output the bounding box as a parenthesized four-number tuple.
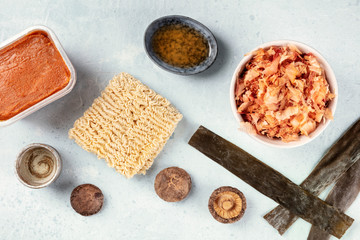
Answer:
(0, 25, 76, 127)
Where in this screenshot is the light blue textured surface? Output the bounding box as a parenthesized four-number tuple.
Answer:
(0, 1, 359, 239)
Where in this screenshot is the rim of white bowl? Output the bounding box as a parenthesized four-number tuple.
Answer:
(229, 40, 338, 148)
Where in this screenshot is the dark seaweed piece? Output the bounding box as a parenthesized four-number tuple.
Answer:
(264, 119, 360, 235)
(307, 159, 360, 240)
(188, 126, 354, 239)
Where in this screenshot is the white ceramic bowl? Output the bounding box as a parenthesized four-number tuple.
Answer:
(230, 40, 338, 148)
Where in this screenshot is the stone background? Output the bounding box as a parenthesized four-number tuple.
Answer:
(0, 1, 359, 239)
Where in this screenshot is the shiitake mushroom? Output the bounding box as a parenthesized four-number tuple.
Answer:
(208, 186, 246, 223)
(70, 184, 104, 216)
(154, 167, 192, 202)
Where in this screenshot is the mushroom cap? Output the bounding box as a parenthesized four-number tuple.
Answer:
(208, 186, 246, 223)
(154, 167, 192, 202)
(70, 184, 104, 216)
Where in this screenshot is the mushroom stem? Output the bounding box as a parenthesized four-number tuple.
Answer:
(222, 200, 234, 210)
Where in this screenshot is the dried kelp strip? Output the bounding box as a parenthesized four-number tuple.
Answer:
(264, 119, 360, 235)
(188, 126, 354, 239)
(308, 159, 360, 240)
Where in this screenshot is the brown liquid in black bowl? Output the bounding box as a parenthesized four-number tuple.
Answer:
(151, 24, 209, 68)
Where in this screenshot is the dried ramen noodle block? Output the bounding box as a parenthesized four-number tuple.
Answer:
(69, 73, 182, 178)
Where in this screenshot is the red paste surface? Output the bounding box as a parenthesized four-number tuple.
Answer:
(0, 31, 70, 120)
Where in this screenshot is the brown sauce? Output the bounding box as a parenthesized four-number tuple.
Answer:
(27, 148, 55, 179)
(151, 24, 209, 68)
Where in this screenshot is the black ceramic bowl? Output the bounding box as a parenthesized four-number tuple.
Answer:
(144, 15, 218, 75)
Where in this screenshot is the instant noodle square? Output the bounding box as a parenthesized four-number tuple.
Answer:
(69, 73, 182, 178)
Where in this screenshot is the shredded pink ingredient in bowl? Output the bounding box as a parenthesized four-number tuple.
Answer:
(235, 45, 335, 142)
